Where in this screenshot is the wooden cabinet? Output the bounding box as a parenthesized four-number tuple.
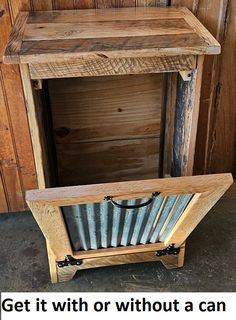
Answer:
(3, 7, 233, 283)
(4, 7, 220, 188)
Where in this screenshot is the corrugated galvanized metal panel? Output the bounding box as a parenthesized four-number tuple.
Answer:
(63, 194, 193, 251)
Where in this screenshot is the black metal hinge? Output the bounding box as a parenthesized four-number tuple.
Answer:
(57, 255, 83, 268)
(156, 244, 180, 257)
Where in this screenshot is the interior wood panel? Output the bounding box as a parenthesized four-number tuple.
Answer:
(48, 74, 163, 186)
(49, 74, 163, 141)
(56, 137, 160, 186)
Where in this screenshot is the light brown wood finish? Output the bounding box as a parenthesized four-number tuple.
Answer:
(29, 55, 196, 79)
(19, 64, 46, 189)
(26, 8, 183, 23)
(56, 138, 160, 186)
(49, 73, 161, 131)
(0, 64, 24, 211)
(27, 201, 72, 261)
(161, 243, 185, 269)
(73, 243, 165, 259)
(46, 240, 58, 283)
(26, 174, 232, 282)
(179, 70, 192, 81)
(0, 0, 234, 214)
(0, 0, 37, 212)
(57, 247, 185, 283)
(14, 33, 208, 63)
(24, 19, 193, 40)
(3, 7, 220, 64)
(1, 64, 37, 193)
(206, 0, 236, 176)
(3, 12, 28, 63)
(0, 172, 8, 212)
(165, 183, 231, 246)
(48, 74, 162, 186)
(26, 173, 232, 206)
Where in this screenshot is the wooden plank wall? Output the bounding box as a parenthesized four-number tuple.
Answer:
(0, 0, 37, 212)
(0, 0, 235, 212)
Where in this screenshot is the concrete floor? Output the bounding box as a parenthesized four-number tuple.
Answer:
(0, 198, 235, 292)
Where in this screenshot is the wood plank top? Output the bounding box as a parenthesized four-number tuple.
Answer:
(3, 7, 220, 64)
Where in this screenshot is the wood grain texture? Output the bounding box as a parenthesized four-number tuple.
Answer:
(3, 7, 221, 64)
(27, 201, 73, 260)
(165, 181, 232, 246)
(0, 0, 37, 213)
(53, 0, 75, 10)
(48, 74, 162, 186)
(46, 240, 58, 283)
(0, 0, 12, 62)
(19, 64, 46, 188)
(26, 173, 233, 206)
(56, 138, 160, 186)
(23, 19, 193, 41)
(160, 242, 185, 269)
(27, 173, 232, 282)
(7, 0, 31, 21)
(29, 55, 196, 79)
(48, 75, 162, 144)
(162, 72, 177, 176)
(26, 8, 183, 23)
(17, 33, 205, 64)
(0, 0, 234, 215)
(74, 0, 96, 9)
(181, 7, 221, 54)
(31, 0, 53, 10)
(171, 0, 197, 12)
(206, 0, 236, 175)
(0, 64, 25, 211)
(0, 171, 8, 212)
(48, 74, 162, 141)
(56, 249, 181, 283)
(74, 242, 165, 259)
(1, 64, 37, 194)
(3, 12, 28, 63)
(172, 55, 204, 176)
(193, 0, 228, 175)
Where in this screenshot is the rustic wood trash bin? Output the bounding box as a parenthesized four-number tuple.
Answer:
(3, 7, 232, 283)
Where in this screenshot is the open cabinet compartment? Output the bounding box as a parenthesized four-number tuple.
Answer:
(3, 6, 225, 283)
(45, 73, 164, 187)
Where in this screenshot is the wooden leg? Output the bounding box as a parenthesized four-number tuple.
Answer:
(46, 240, 58, 283)
(172, 56, 205, 176)
(161, 242, 185, 269)
(57, 265, 80, 283)
(46, 240, 78, 283)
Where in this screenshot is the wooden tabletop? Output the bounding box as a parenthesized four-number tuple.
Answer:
(3, 7, 220, 64)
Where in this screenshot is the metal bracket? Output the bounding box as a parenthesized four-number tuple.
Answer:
(156, 244, 180, 257)
(57, 255, 83, 268)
